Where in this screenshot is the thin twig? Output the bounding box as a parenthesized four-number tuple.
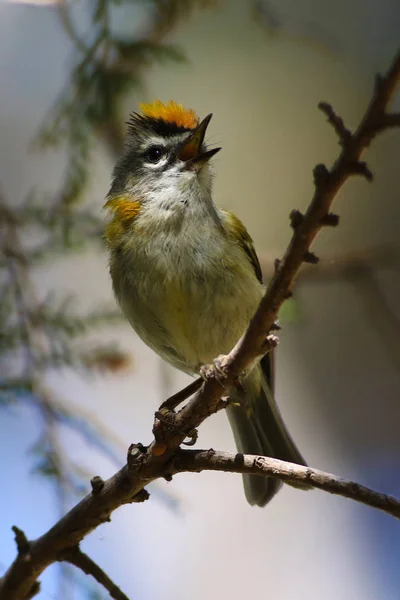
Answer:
(61, 548, 130, 600)
(171, 449, 400, 520)
(318, 101, 352, 146)
(57, 2, 89, 54)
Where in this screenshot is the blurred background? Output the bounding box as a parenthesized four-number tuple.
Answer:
(1, 0, 400, 598)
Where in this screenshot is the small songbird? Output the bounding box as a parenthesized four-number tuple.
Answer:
(104, 100, 307, 507)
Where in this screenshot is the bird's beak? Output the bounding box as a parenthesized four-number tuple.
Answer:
(177, 113, 221, 168)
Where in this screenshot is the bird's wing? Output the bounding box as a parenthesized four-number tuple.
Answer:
(221, 210, 263, 284)
(222, 210, 275, 394)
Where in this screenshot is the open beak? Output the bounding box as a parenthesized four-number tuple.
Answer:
(177, 113, 221, 168)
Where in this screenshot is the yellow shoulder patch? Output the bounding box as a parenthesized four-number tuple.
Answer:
(104, 196, 141, 246)
(104, 196, 141, 221)
(140, 100, 199, 129)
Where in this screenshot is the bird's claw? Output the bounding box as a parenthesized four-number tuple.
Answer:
(261, 333, 279, 353)
(182, 428, 198, 446)
(200, 354, 230, 388)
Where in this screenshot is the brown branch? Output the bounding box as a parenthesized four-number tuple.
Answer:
(160, 377, 203, 411)
(60, 548, 130, 600)
(224, 50, 400, 381)
(1, 49, 400, 600)
(380, 112, 400, 128)
(318, 101, 352, 146)
(170, 450, 400, 520)
(260, 244, 400, 282)
(22, 584, 40, 600)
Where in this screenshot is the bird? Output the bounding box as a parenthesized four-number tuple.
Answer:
(104, 100, 308, 507)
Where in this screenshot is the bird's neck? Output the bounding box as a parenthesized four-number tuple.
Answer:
(136, 184, 222, 237)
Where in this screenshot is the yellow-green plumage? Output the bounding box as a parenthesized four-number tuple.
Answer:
(105, 104, 307, 506)
(108, 203, 262, 374)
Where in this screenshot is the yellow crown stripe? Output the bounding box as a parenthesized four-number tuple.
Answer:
(140, 100, 199, 129)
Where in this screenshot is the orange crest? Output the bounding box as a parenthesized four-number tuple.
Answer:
(139, 100, 199, 129)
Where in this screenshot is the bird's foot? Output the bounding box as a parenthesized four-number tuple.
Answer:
(152, 408, 200, 454)
(261, 333, 279, 353)
(182, 428, 198, 446)
(200, 354, 230, 388)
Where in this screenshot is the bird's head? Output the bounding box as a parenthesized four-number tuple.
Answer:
(104, 101, 221, 245)
(106, 101, 221, 218)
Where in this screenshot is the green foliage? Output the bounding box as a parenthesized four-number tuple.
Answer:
(116, 39, 187, 64)
(30, 295, 123, 338)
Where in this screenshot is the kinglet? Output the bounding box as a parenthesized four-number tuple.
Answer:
(105, 101, 307, 507)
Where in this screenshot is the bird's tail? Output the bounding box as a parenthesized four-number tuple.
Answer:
(226, 356, 308, 507)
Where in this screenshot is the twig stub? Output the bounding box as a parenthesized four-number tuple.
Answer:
(90, 476, 105, 495)
(313, 163, 330, 187)
(289, 209, 304, 229)
(132, 489, 150, 503)
(304, 251, 320, 265)
(318, 101, 352, 146)
(12, 526, 30, 556)
(127, 443, 147, 468)
(320, 213, 340, 227)
(348, 161, 373, 181)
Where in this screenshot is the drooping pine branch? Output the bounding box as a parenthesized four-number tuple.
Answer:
(0, 193, 131, 520)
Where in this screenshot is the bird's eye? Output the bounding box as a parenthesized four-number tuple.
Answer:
(145, 146, 165, 163)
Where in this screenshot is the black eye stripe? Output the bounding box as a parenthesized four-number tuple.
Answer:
(161, 149, 178, 171)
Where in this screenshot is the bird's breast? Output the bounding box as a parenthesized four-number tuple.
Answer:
(110, 213, 263, 373)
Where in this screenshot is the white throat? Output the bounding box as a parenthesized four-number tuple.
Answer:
(136, 162, 218, 229)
